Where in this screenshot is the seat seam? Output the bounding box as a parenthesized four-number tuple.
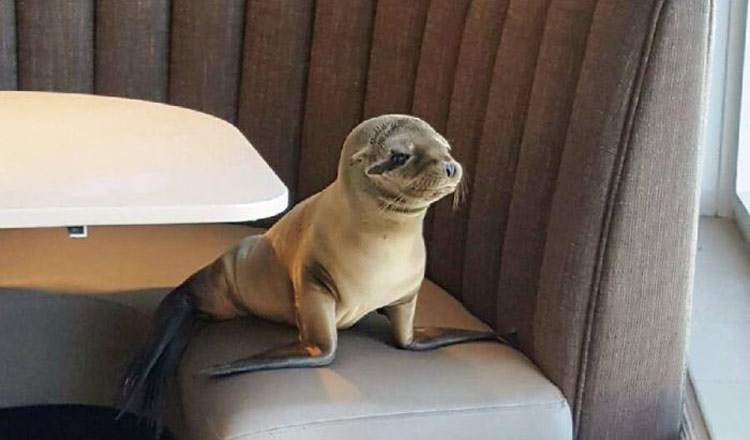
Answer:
(221, 398, 569, 440)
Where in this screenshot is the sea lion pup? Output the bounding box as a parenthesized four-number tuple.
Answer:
(117, 114, 507, 424)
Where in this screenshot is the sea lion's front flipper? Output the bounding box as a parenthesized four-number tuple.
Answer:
(198, 282, 338, 378)
(383, 294, 516, 351)
(196, 340, 335, 377)
(404, 327, 514, 351)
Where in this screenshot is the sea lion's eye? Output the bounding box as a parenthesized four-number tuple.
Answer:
(389, 152, 411, 167)
(366, 151, 412, 175)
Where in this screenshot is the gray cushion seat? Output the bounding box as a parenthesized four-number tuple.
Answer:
(179, 280, 572, 440)
(0, 284, 572, 440)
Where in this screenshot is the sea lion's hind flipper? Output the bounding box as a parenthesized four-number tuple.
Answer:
(403, 327, 518, 351)
(196, 341, 335, 377)
(116, 282, 201, 428)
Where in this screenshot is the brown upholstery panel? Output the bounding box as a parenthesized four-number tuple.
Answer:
(0, 0, 16, 89)
(575, 1, 708, 438)
(496, 0, 598, 346)
(363, 0, 430, 119)
(168, 0, 245, 122)
(411, 0, 470, 136)
(298, 0, 375, 199)
(461, 0, 552, 326)
(533, 0, 710, 438)
(95, 0, 169, 101)
(236, 0, 314, 194)
(532, 0, 664, 415)
(16, 0, 94, 92)
(427, 0, 509, 299)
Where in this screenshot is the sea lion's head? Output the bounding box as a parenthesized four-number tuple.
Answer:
(339, 114, 463, 216)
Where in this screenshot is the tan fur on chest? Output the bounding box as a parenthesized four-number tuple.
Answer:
(320, 231, 425, 328)
(263, 187, 425, 328)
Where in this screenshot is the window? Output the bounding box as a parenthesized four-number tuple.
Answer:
(700, 0, 749, 238)
(735, 0, 750, 236)
(689, 2, 750, 439)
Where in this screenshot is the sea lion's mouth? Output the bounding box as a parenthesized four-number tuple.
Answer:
(431, 184, 458, 192)
(367, 175, 458, 215)
(424, 185, 457, 197)
(368, 185, 428, 214)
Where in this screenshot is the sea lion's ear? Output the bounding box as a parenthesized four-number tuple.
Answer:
(349, 145, 372, 166)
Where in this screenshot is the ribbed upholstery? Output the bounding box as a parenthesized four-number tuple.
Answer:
(0, 0, 16, 89)
(298, 0, 375, 200)
(427, 0, 509, 298)
(169, 0, 246, 122)
(95, 0, 169, 101)
(237, 0, 314, 194)
(463, 0, 551, 325)
(16, 0, 94, 92)
(362, 0, 430, 119)
(0, 1, 710, 438)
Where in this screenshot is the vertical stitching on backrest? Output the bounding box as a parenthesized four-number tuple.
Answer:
(465, 0, 554, 329)
(441, 0, 474, 134)
(489, 0, 554, 331)
(90, 0, 96, 93)
(232, 0, 250, 125)
(359, 0, 380, 123)
(407, 0, 431, 114)
(573, 1, 667, 437)
(525, 0, 602, 351)
(461, 0, 510, 185)
(497, 0, 596, 348)
(13, 0, 19, 89)
(494, 0, 556, 232)
(424, 0, 492, 287)
(454, 0, 510, 301)
(293, 0, 318, 201)
(12, 0, 18, 89)
(166, 0, 175, 104)
(414, 0, 472, 249)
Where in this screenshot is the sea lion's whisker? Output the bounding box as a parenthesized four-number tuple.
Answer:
(377, 192, 402, 215)
(451, 174, 469, 211)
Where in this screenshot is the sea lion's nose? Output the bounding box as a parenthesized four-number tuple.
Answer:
(445, 162, 459, 178)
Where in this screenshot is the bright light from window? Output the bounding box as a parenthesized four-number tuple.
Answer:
(737, 44, 750, 196)
(736, 2, 750, 205)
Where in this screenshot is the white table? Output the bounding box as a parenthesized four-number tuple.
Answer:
(0, 91, 288, 229)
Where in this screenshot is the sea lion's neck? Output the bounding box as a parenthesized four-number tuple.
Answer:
(327, 178, 426, 237)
